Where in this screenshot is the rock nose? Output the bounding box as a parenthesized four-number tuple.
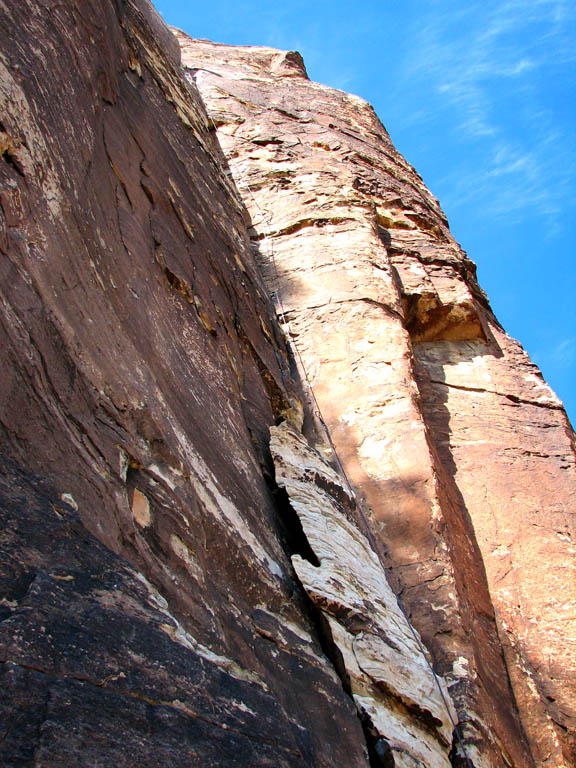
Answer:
(270, 50, 309, 78)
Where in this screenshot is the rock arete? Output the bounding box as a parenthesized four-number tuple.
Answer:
(0, 2, 574, 766)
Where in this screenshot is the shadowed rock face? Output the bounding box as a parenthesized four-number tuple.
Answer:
(1, 2, 574, 767)
(178, 36, 576, 768)
(0, 454, 343, 767)
(0, 1, 371, 765)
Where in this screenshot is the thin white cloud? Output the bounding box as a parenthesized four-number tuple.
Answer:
(551, 339, 576, 367)
(536, 338, 576, 369)
(400, 0, 575, 225)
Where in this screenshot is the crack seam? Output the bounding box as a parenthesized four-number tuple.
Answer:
(427, 379, 562, 410)
(283, 296, 403, 321)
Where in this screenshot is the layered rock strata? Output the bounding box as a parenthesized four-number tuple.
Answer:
(179, 36, 576, 768)
(0, 2, 367, 764)
(1, 1, 574, 765)
(270, 421, 457, 768)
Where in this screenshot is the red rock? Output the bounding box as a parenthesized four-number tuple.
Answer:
(178, 35, 575, 767)
(0, 2, 370, 765)
(0, 2, 574, 766)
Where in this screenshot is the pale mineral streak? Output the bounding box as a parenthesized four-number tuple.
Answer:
(0, 1, 574, 765)
(270, 420, 455, 768)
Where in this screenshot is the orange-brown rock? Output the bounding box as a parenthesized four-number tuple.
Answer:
(1, 1, 574, 765)
(0, 2, 370, 765)
(179, 36, 576, 767)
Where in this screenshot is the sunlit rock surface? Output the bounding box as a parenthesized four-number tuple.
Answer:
(270, 421, 456, 768)
(179, 35, 575, 767)
(0, 1, 574, 765)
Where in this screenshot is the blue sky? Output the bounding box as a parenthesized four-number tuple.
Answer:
(155, 0, 576, 425)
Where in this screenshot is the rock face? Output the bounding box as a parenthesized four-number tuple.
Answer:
(178, 37, 576, 768)
(1, 454, 350, 767)
(270, 421, 457, 768)
(0, 2, 368, 765)
(0, 2, 574, 766)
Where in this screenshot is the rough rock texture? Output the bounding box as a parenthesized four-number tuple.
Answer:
(178, 37, 576, 768)
(0, 2, 370, 765)
(270, 421, 457, 768)
(1, 1, 575, 766)
(0, 454, 347, 767)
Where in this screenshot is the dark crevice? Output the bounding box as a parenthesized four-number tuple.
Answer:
(140, 179, 155, 203)
(449, 731, 474, 768)
(372, 677, 446, 735)
(251, 137, 284, 146)
(263, 473, 355, 698)
(427, 378, 563, 410)
(311, 608, 353, 697)
(255, 216, 353, 239)
(264, 472, 395, 767)
(280, 295, 403, 324)
(236, 322, 291, 422)
(0, 122, 25, 178)
(358, 708, 396, 767)
(162, 265, 218, 335)
(0, 571, 37, 622)
(163, 265, 194, 303)
(1, 147, 25, 177)
(264, 479, 319, 568)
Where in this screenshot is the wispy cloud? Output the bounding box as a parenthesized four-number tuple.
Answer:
(549, 338, 576, 367)
(409, 0, 573, 129)
(399, 0, 576, 224)
(534, 338, 576, 378)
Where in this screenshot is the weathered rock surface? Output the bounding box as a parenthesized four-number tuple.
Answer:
(179, 36, 576, 767)
(1, 1, 575, 765)
(0, 453, 348, 767)
(270, 421, 456, 768)
(0, 2, 371, 765)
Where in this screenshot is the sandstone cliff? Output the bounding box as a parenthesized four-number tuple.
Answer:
(177, 36, 576, 767)
(0, 2, 574, 767)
